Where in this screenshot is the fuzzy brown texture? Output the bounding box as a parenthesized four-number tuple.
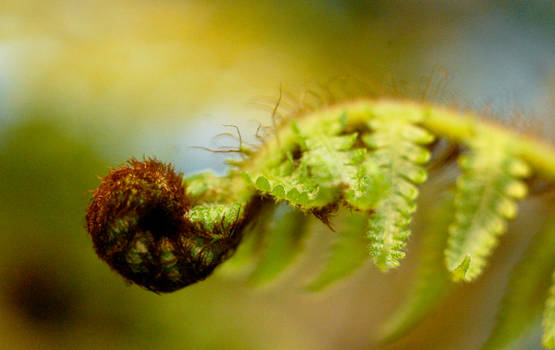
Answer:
(85, 158, 245, 293)
(86, 158, 189, 243)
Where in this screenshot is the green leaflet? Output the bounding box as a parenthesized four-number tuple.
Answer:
(482, 219, 555, 350)
(248, 205, 310, 286)
(248, 115, 387, 210)
(187, 202, 244, 233)
(380, 192, 454, 343)
(445, 137, 530, 282)
(249, 160, 323, 208)
(306, 210, 369, 292)
(301, 132, 368, 207)
(363, 119, 434, 271)
(544, 271, 555, 349)
(185, 171, 254, 238)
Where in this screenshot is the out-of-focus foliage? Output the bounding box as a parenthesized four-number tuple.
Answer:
(380, 192, 453, 343)
(544, 272, 555, 349)
(483, 218, 555, 349)
(306, 210, 368, 292)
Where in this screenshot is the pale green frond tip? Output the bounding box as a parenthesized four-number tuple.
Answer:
(445, 143, 530, 283)
(544, 271, 555, 349)
(373, 251, 403, 272)
(545, 324, 555, 348)
(450, 255, 471, 282)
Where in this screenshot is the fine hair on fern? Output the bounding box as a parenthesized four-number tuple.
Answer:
(86, 87, 555, 348)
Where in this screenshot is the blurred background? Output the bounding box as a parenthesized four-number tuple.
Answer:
(0, 1, 553, 349)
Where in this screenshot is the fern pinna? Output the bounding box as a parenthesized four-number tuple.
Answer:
(86, 98, 555, 348)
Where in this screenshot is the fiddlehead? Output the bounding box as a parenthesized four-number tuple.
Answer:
(86, 158, 255, 292)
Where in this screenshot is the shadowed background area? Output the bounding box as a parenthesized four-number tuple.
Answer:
(0, 1, 553, 349)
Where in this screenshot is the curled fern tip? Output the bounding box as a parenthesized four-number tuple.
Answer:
(86, 158, 246, 293)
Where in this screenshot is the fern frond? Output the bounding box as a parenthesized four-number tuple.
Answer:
(363, 118, 434, 271)
(88, 98, 555, 308)
(306, 210, 368, 292)
(482, 219, 555, 350)
(544, 271, 555, 349)
(380, 193, 453, 343)
(248, 205, 310, 285)
(445, 137, 530, 282)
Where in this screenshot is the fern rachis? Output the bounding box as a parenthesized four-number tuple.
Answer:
(86, 98, 555, 348)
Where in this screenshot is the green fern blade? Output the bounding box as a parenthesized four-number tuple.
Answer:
(482, 219, 555, 350)
(300, 132, 367, 204)
(343, 154, 390, 212)
(248, 161, 332, 209)
(248, 206, 310, 286)
(363, 119, 434, 271)
(380, 194, 454, 343)
(248, 130, 369, 210)
(367, 196, 414, 270)
(445, 141, 530, 282)
(306, 211, 368, 292)
(544, 271, 555, 349)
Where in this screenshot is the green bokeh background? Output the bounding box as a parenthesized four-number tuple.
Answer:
(0, 1, 553, 349)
